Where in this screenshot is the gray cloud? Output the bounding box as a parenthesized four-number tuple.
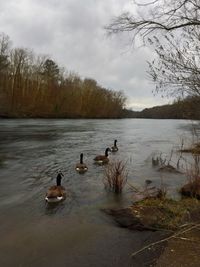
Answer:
(0, 0, 170, 110)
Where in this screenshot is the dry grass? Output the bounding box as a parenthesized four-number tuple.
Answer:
(181, 155, 200, 198)
(128, 177, 200, 230)
(179, 128, 200, 155)
(180, 143, 200, 154)
(188, 154, 200, 175)
(103, 160, 128, 193)
(131, 197, 200, 230)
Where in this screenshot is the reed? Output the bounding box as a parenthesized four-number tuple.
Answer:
(181, 154, 200, 198)
(103, 160, 128, 193)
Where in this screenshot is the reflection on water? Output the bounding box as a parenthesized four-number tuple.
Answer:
(45, 201, 67, 215)
(0, 119, 199, 266)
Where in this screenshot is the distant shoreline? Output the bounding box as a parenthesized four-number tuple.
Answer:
(0, 115, 198, 120)
(1, 96, 200, 120)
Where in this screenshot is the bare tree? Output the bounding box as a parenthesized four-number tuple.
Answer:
(106, 0, 200, 36)
(9, 48, 32, 109)
(147, 31, 200, 97)
(0, 33, 10, 73)
(0, 32, 126, 118)
(106, 0, 200, 98)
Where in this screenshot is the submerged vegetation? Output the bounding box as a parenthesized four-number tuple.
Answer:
(0, 32, 126, 118)
(104, 131, 200, 234)
(180, 142, 200, 155)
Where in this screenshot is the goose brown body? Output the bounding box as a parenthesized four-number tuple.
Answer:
(94, 148, 111, 164)
(46, 185, 66, 199)
(45, 173, 66, 203)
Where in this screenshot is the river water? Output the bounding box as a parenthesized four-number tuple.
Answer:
(0, 119, 198, 267)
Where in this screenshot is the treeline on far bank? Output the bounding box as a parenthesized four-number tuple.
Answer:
(123, 96, 200, 120)
(0, 33, 126, 118)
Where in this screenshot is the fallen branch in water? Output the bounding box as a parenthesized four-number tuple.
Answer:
(131, 223, 200, 257)
(127, 182, 140, 193)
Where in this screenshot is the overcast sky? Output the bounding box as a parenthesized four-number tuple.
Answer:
(0, 0, 170, 110)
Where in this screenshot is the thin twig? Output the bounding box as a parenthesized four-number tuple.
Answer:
(127, 182, 140, 193)
(131, 223, 200, 257)
(173, 237, 196, 242)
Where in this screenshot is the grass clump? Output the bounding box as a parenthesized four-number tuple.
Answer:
(103, 160, 128, 193)
(130, 197, 200, 230)
(181, 155, 200, 198)
(180, 142, 200, 155)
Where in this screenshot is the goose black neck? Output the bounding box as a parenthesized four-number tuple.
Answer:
(105, 148, 109, 157)
(114, 140, 117, 146)
(80, 153, 83, 164)
(56, 173, 62, 186)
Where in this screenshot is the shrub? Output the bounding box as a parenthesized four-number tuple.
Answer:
(103, 160, 128, 193)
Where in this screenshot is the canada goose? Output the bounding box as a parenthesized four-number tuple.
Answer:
(111, 139, 118, 152)
(45, 172, 66, 203)
(76, 153, 88, 173)
(94, 147, 111, 164)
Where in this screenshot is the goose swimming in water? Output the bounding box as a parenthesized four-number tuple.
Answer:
(45, 172, 66, 203)
(93, 147, 111, 164)
(111, 139, 118, 152)
(76, 153, 88, 173)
